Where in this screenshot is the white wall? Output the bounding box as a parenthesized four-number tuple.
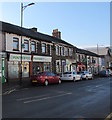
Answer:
(6, 33, 30, 53)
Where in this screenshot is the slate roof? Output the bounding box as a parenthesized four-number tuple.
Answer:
(0, 21, 73, 47)
(76, 47, 100, 57)
(0, 21, 99, 57)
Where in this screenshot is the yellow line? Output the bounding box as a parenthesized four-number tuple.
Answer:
(105, 113, 112, 120)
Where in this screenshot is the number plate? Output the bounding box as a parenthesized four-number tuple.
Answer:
(32, 80, 37, 83)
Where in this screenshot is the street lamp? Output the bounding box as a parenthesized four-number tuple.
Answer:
(20, 2, 35, 86)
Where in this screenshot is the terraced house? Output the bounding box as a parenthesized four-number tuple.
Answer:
(0, 21, 100, 83)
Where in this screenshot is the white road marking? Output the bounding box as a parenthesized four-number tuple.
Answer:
(24, 92, 72, 104)
(17, 94, 50, 101)
(105, 112, 112, 120)
(3, 89, 16, 95)
(95, 85, 103, 88)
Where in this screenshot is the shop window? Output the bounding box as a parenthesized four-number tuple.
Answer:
(31, 41, 36, 52)
(13, 37, 19, 51)
(42, 43, 46, 53)
(24, 40, 29, 52)
(44, 63, 50, 71)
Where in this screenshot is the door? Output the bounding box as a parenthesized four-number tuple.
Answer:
(47, 72, 53, 83)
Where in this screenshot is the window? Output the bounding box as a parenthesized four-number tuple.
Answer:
(47, 44, 50, 55)
(31, 41, 36, 52)
(24, 40, 29, 52)
(61, 47, 64, 56)
(13, 37, 19, 51)
(69, 48, 73, 56)
(65, 47, 69, 56)
(56, 45, 59, 55)
(42, 43, 46, 53)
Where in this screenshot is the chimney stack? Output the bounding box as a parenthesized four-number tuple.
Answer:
(52, 29, 61, 39)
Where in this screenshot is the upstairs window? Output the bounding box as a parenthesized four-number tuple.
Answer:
(42, 43, 46, 53)
(61, 47, 64, 56)
(56, 45, 60, 55)
(24, 40, 29, 52)
(13, 37, 19, 51)
(65, 47, 69, 56)
(69, 48, 73, 56)
(47, 44, 50, 55)
(31, 41, 36, 52)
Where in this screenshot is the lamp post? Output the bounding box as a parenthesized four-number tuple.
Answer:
(97, 44, 99, 73)
(20, 2, 35, 86)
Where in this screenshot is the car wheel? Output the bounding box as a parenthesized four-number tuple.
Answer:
(86, 76, 88, 80)
(44, 80, 48, 86)
(73, 77, 76, 82)
(59, 79, 61, 84)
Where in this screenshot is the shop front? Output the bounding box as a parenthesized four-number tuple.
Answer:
(77, 62, 86, 72)
(65, 59, 77, 72)
(8, 54, 52, 79)
(32, 56, 52, 74)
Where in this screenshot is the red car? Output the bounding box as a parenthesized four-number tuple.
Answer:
(31, 72, 61, 86)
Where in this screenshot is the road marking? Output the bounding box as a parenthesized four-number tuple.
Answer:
(105, 113, 112, 120)
(24, 92, 72, 104)
(17, 94, 50, 101)
(95, 85, 103, 88)
(3, 89, 16, 95)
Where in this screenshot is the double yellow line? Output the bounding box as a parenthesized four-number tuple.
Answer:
(105, 113, 112, 120)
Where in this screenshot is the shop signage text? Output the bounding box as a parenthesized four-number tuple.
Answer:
(10, 54, 52, 62)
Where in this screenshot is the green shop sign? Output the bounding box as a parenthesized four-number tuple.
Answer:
(2, 58, 5, 83)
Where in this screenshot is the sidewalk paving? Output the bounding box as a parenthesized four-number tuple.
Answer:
(2, 78, 31, 94)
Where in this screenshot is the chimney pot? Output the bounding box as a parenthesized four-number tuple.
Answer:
(52, 29, 61, 39)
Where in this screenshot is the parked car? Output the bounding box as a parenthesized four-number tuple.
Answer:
(31, 71, 61, 86)
(79, 71, 93, 80)
(108, 69, 112, 76)
(60, 71, 82, 82)
(99, 70, 110, 77)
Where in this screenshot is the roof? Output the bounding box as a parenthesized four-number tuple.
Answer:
(0, 21, 99, 57)
(85, 47, 108, 56)
(0, 21, 73, 47)
(76, 47, 100, 57)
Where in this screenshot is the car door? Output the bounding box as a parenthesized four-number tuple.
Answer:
(47, 72, 53, 83)
(53, 73, 59, 83)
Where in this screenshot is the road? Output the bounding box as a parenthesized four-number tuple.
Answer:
(2, 77, 112, 119)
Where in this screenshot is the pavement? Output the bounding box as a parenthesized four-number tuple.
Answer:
(2, 75, 100, 94)
(2, 78, 31, 94)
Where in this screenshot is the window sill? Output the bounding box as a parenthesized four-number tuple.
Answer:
(13, 49, 19, 51)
